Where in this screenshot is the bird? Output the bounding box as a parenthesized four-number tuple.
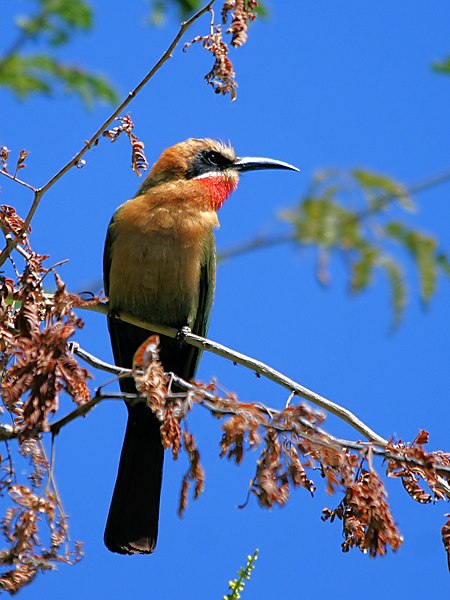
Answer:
(103, 138, 298, 554)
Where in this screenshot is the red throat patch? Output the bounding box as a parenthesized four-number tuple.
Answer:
(196, 175, 238, 211)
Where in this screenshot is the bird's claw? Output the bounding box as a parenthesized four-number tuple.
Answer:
(176, 326, 191, 346)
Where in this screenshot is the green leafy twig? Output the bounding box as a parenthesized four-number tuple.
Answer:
(0, 0, 117, 106)
(223, 549, 259, 600)
(0, 54, 117, 107)
(220, 167, 450, 328)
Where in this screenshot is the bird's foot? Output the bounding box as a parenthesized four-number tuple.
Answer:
(176, 326, 191, 347)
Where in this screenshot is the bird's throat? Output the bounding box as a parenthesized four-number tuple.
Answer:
(195, 175, 238, 211)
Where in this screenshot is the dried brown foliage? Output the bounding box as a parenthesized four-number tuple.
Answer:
(0, 439, 83, 594)
(442, 515, 450, 571)
(0, 147, 10, 173)
(103, 114, 148, 176)
(0, 148, 30, 179)
(134, 373, 402, 556)
(222, 0, 258, 47)
(386, 433, 450, 503)
(132, 336, 204, 515)
(185, 25, 237, 100)
(0, 205, 31, 245)
(323, 470, 403, 557)
(184, 1, 260, 100)
(13, 150, 30, 178)
(0, 213, 93, 592)
(1, 269, 91, 433)
(178, 431, 205, 517)
(121, 372, 450, 563)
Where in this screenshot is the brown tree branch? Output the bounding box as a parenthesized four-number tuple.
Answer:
(70, 343, 450, 489)
(76, 301, 387, 445)
(0, 168, 37, 192)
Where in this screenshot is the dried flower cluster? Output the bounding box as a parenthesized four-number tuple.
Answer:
(442, 515, 450, 571)
(178, 431, 204, 517)
(184, 1, 259, 100)
(0, 147, 10, 173)
(185, 26, 237, 100)
(322, 470, 403, 557)
(103, 114, 148, 176)
(1, 263, 91, 433)
(222, 0, 258, 47)
(0, 205, 31, 243)
(0, 148, 30, 178)
(386, 431, 450, 504)
(13, 150, 30, 178)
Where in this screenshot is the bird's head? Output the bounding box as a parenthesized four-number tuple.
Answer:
(137, 138, 299, 211)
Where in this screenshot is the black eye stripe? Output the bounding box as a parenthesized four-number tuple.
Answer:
(186, 149, 233, 179)
(203, 151, 230, 168)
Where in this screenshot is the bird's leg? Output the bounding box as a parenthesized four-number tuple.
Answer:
(176, 325, 192, 348)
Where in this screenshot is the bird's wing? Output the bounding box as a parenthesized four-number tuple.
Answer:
(186, 227, 216, 375)
(103, 213, 116, 298)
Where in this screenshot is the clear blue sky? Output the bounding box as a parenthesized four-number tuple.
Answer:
(2, 1, 450, 598)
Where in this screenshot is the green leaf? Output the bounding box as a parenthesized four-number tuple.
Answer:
(277, 168, 446, 327)
(380, 256, 407, 329)
(253, 2, 269, 19)
(432, 57, 450, 75)
(351, 245, 379, 293)
(17, 0, 92, 46)
(281, 196, 362, 251)
(352, 168, 414, 212)
(0, 55, 52, 97)
(384, 222, 437, 304)
(147, 0, 202, 21)
(0, 54, 118, 107)
(436, 252, 450, 276)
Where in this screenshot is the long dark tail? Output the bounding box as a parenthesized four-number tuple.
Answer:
(104, 318, 165, 555)
(104, 317, 202, 554)
(104, 399, 164, 554)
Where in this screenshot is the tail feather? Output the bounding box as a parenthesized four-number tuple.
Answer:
(104, 402, 164, 554)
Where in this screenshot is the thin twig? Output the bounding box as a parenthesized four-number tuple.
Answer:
(50, 393, 104, 436)
(219, 231, 296, 261)
(0, 0, 218, 268)
(70, 342, 127, 376)
(0, 168, 36, 192)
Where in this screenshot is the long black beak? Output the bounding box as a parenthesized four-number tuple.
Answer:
(233, 156, 300, 173)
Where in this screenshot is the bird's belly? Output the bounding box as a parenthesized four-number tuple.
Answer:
(108, 233, 202, 328)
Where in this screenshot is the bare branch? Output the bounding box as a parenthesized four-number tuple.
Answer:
(0, 168, 36, 192)
(69, 343, 450, 489)
(77, 301, 387, 445)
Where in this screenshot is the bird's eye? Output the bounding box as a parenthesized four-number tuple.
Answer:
(203, 151, 226, 168)
(186, 149, 232, 179)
